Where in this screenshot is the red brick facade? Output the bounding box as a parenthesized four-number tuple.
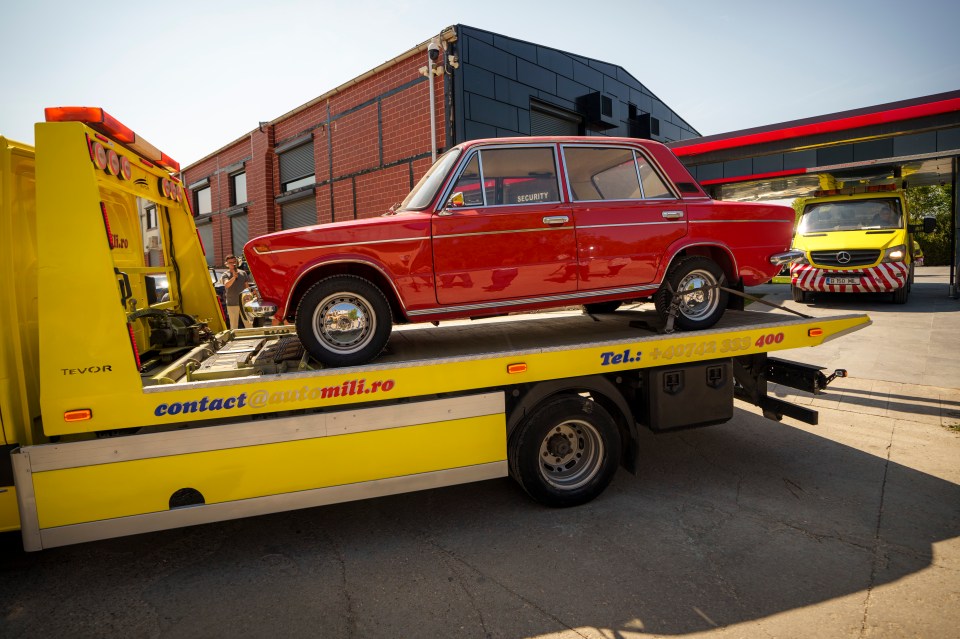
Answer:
(183, 49, 447, 266)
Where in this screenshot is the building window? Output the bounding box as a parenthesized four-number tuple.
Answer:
(145, 205, 158, 229)
(197, 221, 214, 267)
(230, 171, 247, 206)
(278, 141, 315, 192)
(194, 185, 212, 216)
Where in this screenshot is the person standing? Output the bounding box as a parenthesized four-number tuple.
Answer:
(221, 254, 250, 329)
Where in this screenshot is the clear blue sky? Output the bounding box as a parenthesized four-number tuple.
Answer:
(2, 0, 958, 166)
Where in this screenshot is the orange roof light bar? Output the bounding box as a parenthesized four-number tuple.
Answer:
(45, 106, 180, 172)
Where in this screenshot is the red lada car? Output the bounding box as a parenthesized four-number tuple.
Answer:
(244, 137, 797, 367)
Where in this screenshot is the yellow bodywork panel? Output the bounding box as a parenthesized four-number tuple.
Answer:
(0, 487, 20, 532)
(33, 414, 505, 529)
(33, 121, 225, 437)
(0, 138, 42, 446)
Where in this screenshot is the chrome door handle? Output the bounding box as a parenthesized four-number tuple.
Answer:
(543, 216, 569, 226)
(662, 210, 684, 219)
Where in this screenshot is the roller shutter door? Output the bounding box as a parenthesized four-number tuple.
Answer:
(279, 142, 315, 186)
(282, 198, 317, 230)
(530, 103, 581, 136)
(231, 213, 248, 255)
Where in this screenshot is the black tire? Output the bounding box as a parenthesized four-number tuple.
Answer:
(295, 275, 392, 367)
(892, 284, 909, 304)
(583, 301, 622, 314)
(508, 395, 621, 508)
(654, 256, 728, 330)
(791, 285, 809, 303)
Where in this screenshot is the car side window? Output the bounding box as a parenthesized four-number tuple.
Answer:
(564, 147, 640, 201)
(636, 155, 673, 199)
(454, 147, 560, 206)
(450, 153, 486, 207)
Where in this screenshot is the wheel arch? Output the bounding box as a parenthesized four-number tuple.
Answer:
(506, 375, 640, 474)
(286, 260, 407, 323)
(660, 242, 739, 287)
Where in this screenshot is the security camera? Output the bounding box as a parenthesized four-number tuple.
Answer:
(428, 39, 441, 62)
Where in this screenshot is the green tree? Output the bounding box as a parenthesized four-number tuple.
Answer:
(906, 185, 953, 266)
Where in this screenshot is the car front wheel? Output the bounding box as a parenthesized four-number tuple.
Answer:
(295, 275, 393, 367)
(654, 256, 729, 330)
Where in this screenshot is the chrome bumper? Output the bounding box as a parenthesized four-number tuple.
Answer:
(769, 250, 804, 266)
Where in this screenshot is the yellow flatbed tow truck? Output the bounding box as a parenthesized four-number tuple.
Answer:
(0, 109, 870, 551)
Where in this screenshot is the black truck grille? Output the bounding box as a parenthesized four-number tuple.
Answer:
(810, 249, 881, 267)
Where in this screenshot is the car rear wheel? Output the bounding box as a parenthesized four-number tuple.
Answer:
(295, 275, 392, 367)
(654, 256, 728, 330)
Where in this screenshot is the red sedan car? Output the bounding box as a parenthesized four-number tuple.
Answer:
(244, 137, 797, 367)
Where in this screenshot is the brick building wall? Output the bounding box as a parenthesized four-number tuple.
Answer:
(183, 43, 447, 266)
(181, 25, 698, 267)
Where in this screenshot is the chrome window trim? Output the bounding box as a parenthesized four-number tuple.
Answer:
(434, 143, 564, 213)
(560, 143, 680, 203)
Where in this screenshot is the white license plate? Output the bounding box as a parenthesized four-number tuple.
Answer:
(826, 277, 860, 285)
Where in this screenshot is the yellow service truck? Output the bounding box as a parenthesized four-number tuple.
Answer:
(790, 186, 937, 304)
(1, 109, 871, 551)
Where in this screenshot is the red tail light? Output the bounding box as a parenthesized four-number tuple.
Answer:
(100, 202, 114, 249)
(127, 322, 142, 370)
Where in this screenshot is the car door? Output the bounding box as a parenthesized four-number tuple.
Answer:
(563, 144, 687, 290)
(431, 145, 577, 306)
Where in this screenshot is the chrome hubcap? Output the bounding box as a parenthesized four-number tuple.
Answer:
(313, 292, 376, 354)
(676, 269, 719, 321)
(538, 419, 604, 490)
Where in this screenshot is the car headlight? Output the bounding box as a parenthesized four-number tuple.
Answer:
(882, 244, 906, 263)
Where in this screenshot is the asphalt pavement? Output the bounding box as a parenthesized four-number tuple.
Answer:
(1, 268, 958, 639)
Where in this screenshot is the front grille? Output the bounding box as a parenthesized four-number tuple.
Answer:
(810, 249, 881, 267)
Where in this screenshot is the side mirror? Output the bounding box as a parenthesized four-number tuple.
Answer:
(446, 192, 465, 209)
(910, 216, 937, 234)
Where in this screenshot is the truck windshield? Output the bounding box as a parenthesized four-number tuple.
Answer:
(399, 147, 462, 211)
(798, 198, 902, 233)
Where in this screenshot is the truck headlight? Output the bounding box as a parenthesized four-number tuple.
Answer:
(882, 244, 906, 263)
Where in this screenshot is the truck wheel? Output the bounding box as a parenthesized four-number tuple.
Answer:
(654, 256, 728, 330)
(791, 286, 809, 303)
(892, 284, 909, 304)
(508, 395, 621, 508)
(583, 301, 621, 314)
(295, 275, 392, 367)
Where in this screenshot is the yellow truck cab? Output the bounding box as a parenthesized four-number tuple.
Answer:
(790, 186, 934, 304)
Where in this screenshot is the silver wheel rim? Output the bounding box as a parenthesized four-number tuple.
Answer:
(538, 419, 604, 490)
(312, 291, 376, 354)
(676, 268, 720, 321)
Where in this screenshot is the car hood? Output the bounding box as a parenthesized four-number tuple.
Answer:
(248, 213, 431, 253)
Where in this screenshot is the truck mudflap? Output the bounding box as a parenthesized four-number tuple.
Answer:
(791, 262, 909, 292)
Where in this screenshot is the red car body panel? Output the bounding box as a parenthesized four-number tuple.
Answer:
(245, 137, 794, 324)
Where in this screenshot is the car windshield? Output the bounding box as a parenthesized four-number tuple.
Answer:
(798, 198, 903, 233)
(399, 147, 462, 211)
